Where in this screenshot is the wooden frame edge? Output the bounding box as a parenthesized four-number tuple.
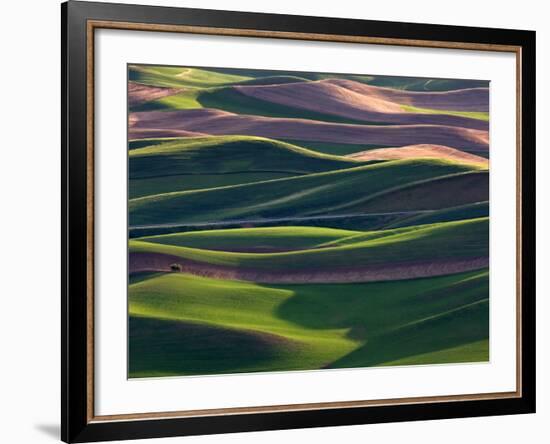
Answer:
(86, 18, 95, 424)
(89, 19, 522, 52)
(91, 391, 520, 423)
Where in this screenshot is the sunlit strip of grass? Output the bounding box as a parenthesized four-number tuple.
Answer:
(401, 104, 489, 121)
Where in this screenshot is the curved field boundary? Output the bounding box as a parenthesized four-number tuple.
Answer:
(128, 65, 251, 89)
(233, 81, 488, 129)
(129, 109, 489, 152)
(140, 226, 360, 252)
(360, 171, 489, 213)
(128, 128, 209, 138)
(129, 252, 488, 283)
(347, 144, 488, 168)
(129, 135, 359, 179)
(325, 79, 489, 112)
(128, 159, 485, 226)
(128, 218, 488, 275)
(128, 82, 182, 107)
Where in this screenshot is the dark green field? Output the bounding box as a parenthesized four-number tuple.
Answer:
(127, 64, 490, 378)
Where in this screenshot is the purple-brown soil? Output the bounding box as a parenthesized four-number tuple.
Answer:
(129, 252, 489, 284)
(324, 79, 489, 111)
(128, 82, 181, 107)
(234, 80, 488, 130)
(348, 144, 488, 167)
(129, 109, 489, 152)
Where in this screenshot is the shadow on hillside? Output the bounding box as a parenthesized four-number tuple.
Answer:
(128, 316, 298, 377)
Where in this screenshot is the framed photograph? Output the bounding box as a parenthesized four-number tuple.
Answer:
(62, 1, 536, 442)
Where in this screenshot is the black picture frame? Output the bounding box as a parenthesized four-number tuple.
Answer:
(62, 1, 536, 442)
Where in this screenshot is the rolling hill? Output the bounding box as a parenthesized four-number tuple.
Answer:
(324, 79, 489, 111)
(129, 135, 362, 198)
(129, 109, 489, 153)
(347, 144, 488, 167)
(126, 64, 491, 378)
(129, 218, 488, 283)
(129, 158, 487, 226)
(130, 79, 488, 129)
(385, 202, 489, 228)
(128, 64, 251, 88)
(357, 170, 488, 213)
(128, 82, 181, 108)
(129, 267, 488, 377)
(361, 75, 489, 92)
(147, 65, 489, 91)
(232, 80, 488, 128)
(139, 226, 360, 252)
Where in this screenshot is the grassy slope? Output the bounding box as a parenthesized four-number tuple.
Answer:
(231, 76, 309, 86)
(380, 339, 489, 366)
(356, 171, 488, 213)
(127, 65, 490, 377)
(129, 159, 486, 225)
(127, 213, 406, 238)
(197, 87, 386, 125)
(134, 85, 378, 125)
(128, 136, 362, 171)
(128, 65, 251, 88)
(129, 268, 488, 377)
(279, 139, 393, 156)
(131, 89, 203, 111)
(129, 78, 311, 112)
(195, 67, 373, 83)
(129, 218, 488, 271)
(141, 226, 360, 251)
(128, 202, 488, 235)
(329, 299, 488, 368)
(129, 316, 308, 376)
(189, 67, 489, 91)
(198, 86, 487, 125)
(364, 76, 489, 91)
(133, 84, 486, 127)
(130, 173, 296, 200)
(129, 65, 311, 90)
(128, 66, 490, 122)
(401, 104, 489, 121)
(385, 202, 489, 229)
(129, 136, 362, 198)
(130, 68, 488, 127)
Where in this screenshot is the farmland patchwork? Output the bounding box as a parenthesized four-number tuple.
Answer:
(127, 65, 490, 377)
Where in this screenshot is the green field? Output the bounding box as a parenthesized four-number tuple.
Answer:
(129, 66, 488, 128)
(279, 140, 394, 156)
(129, 158, 486, 225)
(129, 64, 489, 92)
(129, 219, 488, 273)
(139, 226, 359, 251)
(131, 82, 487, 128)
(129, 64, 251, 88)
(129, 269, 488, 376)
(127, 64, 490, 378)
(401, 104, 490, 121)
(129, 136, 362, 198)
